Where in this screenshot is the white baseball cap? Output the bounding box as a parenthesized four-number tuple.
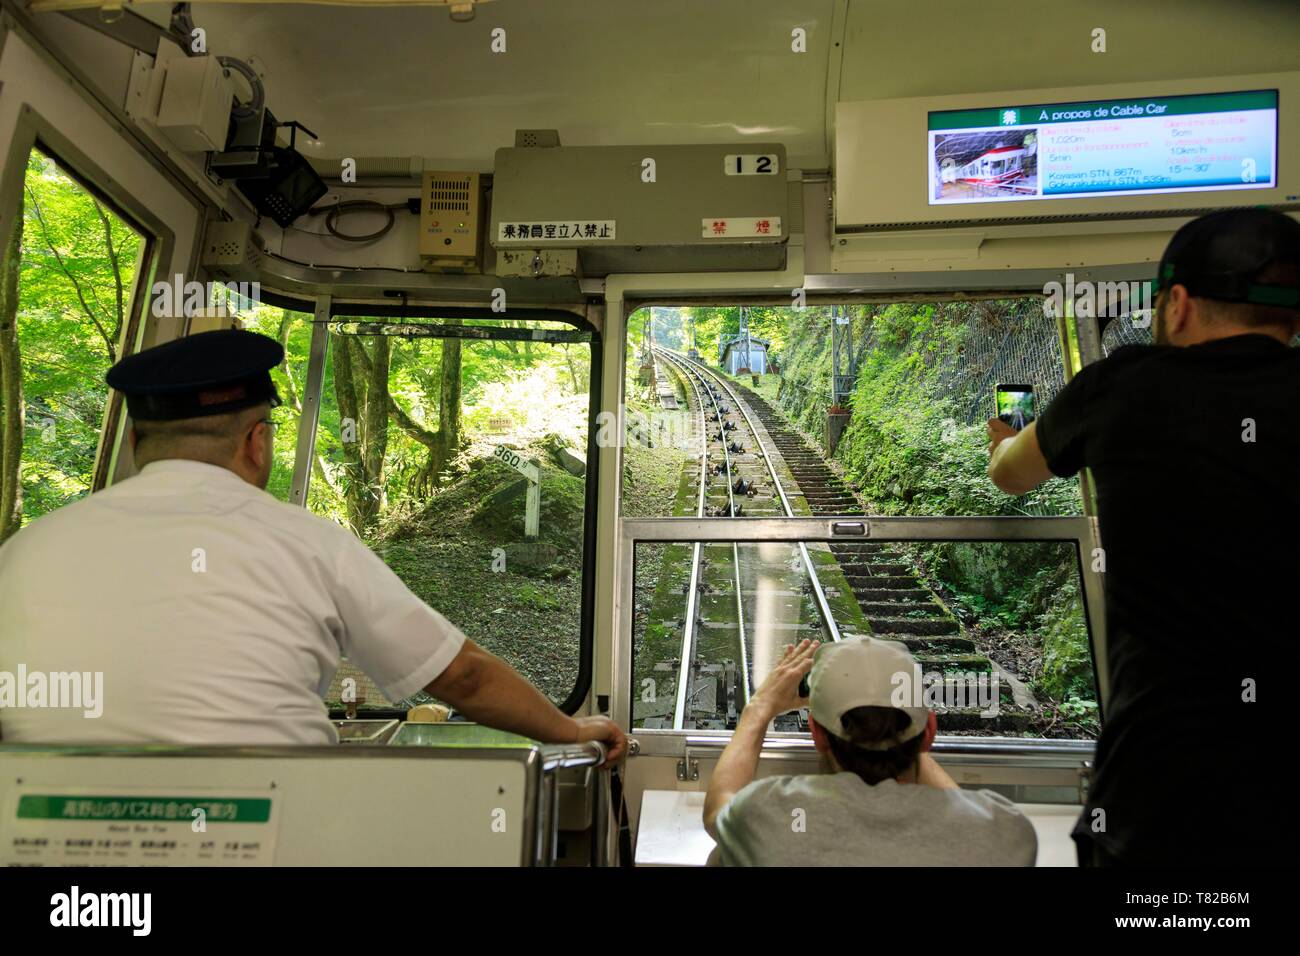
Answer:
(808, 637, 928, 749)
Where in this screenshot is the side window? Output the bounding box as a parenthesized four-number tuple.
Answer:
(0, 149, 145, 545)
(299, 319, 593, 714)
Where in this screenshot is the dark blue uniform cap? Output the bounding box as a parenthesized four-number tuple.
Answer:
(106, 329, 284, 421)
(1153, 207, 1300, 309)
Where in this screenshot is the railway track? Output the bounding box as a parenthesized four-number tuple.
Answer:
(634, 349, 1034, 734)
(648, 348, 852, 731)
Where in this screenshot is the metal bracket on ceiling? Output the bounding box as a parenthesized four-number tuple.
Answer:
(58, 4, 173, 54)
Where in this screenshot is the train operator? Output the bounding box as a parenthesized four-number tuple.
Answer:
(986, 207, 1299, 865)
(0, 328, 625, 766)
(703, 637, 1037, 866)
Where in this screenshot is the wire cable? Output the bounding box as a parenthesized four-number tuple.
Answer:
(301, 199, 410, 243)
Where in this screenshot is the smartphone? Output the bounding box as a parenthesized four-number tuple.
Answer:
(995, 383, 1036, 432)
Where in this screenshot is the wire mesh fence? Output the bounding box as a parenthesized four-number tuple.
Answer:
(845, 297, 1078, 516)
(850, 298, 1068, 428)
(1102, 312, 1155, 355)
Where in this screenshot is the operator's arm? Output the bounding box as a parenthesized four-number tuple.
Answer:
(326, 525, 625, 767)
(987, 419, 1055, 495)
(703, 640, 817, 839)
(427, 638, 626, 766)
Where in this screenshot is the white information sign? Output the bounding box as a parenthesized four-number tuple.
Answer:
(1, 787, 280, 866)
(494, 444, 541, 539)
(723, 153, 780, 175)
(497, 220, 616, 242)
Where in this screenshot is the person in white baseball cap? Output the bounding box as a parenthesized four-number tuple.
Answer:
(703, 637, 1037, 866)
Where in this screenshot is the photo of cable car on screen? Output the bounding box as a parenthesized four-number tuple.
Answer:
(934, 129, 1039, 200)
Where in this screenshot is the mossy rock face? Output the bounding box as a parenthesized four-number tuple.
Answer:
(1039, 581, 1093, 701)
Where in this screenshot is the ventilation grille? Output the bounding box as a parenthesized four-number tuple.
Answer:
(429, 178, 471, 212)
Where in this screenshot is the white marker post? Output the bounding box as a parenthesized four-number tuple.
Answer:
(493, 444, 541, 539)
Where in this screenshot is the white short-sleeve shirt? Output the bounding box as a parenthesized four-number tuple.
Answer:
(0, 460, 466, 745)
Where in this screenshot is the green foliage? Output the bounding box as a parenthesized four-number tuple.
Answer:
(773, 306, 833, 433)
(10, 150, 142, 525)
(518, 582, 563, 611)
(632, 306, 789, 364)
(237, 310, 592, 538)
(1038, 577, 1096, 701)
(776, 299, 1096, 709)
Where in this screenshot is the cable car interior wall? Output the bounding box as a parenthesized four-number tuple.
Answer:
(0, 0, 1296, 868)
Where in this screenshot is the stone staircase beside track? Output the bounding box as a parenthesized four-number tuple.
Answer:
(733, 383, 1033, 733)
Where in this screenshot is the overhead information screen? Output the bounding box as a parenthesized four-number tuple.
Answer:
(928, 89, 1277, 205)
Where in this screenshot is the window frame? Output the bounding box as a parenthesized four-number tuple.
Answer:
(22, 142, 161, 495)
(618, 515, 1109, 758)
(251, 285, 604, 716)
(612, 280, 1134, 759)
(0, 23, 209, 492)
(3, 133, 166, 503)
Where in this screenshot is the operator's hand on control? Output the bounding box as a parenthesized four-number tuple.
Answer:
(986, 417, 1017, 457)
(750, 639, 819, 717)
(572, 715, 627, 768)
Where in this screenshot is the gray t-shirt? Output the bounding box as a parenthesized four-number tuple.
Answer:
(713, 772, 1037, 866)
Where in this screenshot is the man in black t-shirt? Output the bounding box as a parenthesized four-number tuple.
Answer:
(985, 208, 1300, 866)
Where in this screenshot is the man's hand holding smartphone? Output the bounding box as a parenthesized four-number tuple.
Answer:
(986, 416, 1019, 457)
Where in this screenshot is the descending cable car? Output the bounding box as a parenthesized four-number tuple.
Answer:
(956, 145, 1027, 184)
(0, 0, 1295, 884)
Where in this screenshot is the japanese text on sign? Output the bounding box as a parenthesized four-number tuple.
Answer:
(497, 220, 616, 242)
(701, 217, 783, 239)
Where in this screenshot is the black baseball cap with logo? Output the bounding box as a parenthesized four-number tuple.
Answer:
(106, 329, 283, 421)
(1153, 207, 1300, 309)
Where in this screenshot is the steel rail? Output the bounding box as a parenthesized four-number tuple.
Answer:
(658, 352, 710, 731)
(674, 351, 844, 645)
(658, 350, 753, 719)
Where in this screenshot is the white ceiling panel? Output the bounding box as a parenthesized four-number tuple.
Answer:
(180, 0, 837, 169)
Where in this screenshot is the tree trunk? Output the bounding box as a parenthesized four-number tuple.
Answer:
(358, 336, 390, 529)
(517, 319, 533, 361)
(331, 334, 370, 535)
(561, 342, 580, 392)
(93, 200, 124, 361)
(436, 330, 462, 476)
(0, 192, 24, 545)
